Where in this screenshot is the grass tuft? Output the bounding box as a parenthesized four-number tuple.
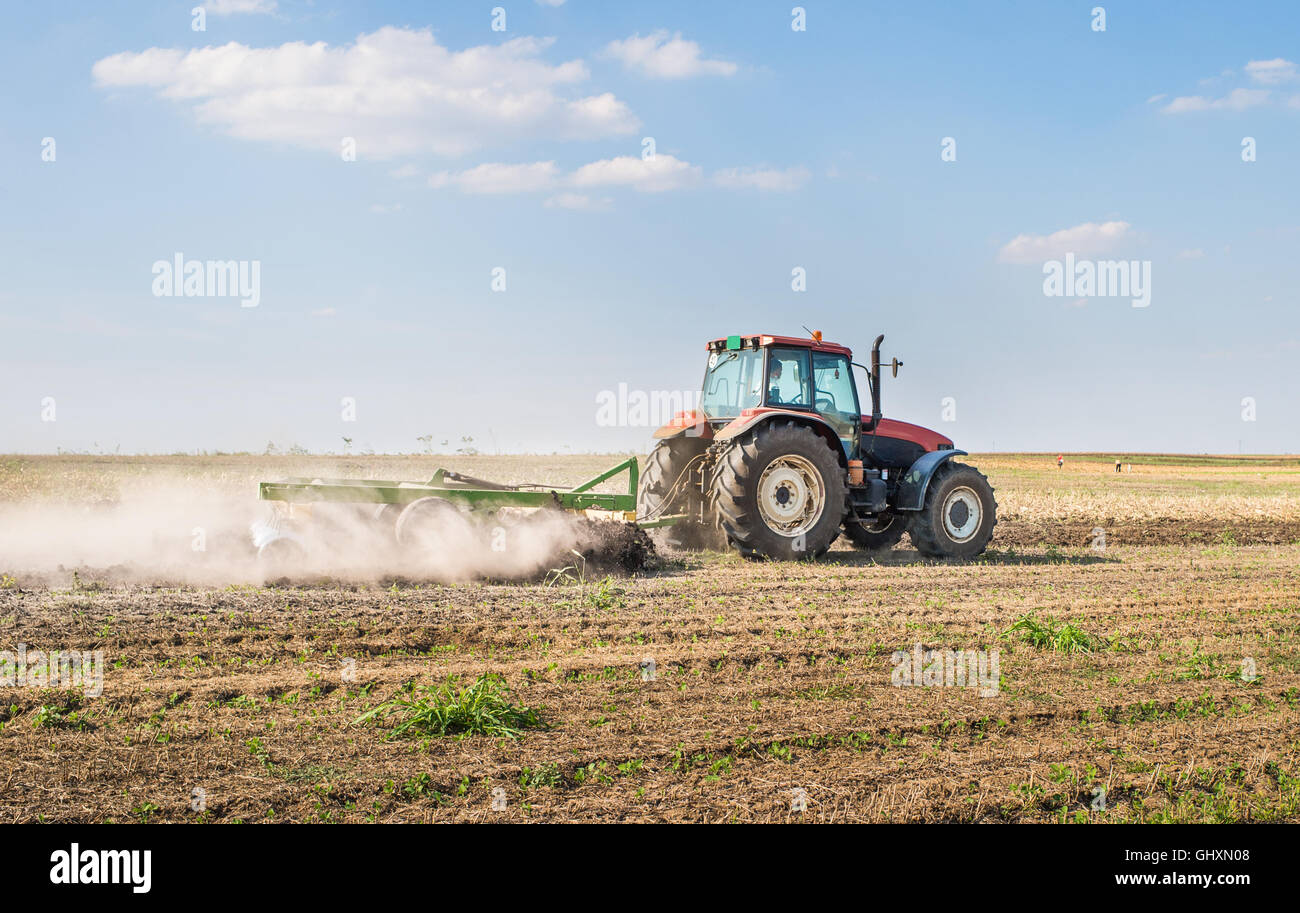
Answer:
(352, 673, 542, 740)
(1002, 613, 1097, 654)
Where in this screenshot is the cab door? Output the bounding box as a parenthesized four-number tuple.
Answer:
(811, 351, 860, 459)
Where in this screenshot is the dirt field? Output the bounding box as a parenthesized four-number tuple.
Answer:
(1, 452, 1298, 823)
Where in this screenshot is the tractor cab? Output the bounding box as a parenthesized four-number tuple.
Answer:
(701, 334, 861, 459)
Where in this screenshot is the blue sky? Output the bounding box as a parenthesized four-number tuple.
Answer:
(2, 0, 1297, 454)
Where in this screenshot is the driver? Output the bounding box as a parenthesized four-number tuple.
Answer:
(767, 359, 785, 405)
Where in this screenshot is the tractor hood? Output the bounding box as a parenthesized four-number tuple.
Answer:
(866, 417, 953, 452)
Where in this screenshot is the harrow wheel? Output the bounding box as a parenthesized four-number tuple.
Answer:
(395, 497, 475, 557)
(256, 535, 307, 573)
(371, 503, 402, 540)
(843, 511, 908, 551)
(712, 421, 845, 560)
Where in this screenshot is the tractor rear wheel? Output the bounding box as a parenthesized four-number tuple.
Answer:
(713, 421, 845, 560)
(638, 437, 712, 548)
(843, 511, 908, 551)
(907, 462, 997, 559)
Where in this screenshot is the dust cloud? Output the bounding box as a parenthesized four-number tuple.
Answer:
(0, 482, 651, 587)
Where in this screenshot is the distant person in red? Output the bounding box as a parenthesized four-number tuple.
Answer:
(1057, 454, 1064, 469)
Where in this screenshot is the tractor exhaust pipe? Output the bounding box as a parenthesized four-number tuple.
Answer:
(869, 334, 884, 428)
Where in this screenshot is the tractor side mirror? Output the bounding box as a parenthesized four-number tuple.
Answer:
(891, 358, 903, 378)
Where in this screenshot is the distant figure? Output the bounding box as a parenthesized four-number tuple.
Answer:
(1057, 454, 1064, 469)
(1115, 459, 1122, 473)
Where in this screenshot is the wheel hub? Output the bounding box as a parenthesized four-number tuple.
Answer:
(756, 455, 825, 537)
(942, 486, 981, 542)
(949, 499, 969, 528)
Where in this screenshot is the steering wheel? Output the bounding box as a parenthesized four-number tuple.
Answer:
(771, 385, 806, 407)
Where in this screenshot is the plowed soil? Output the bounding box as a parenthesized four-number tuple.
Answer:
(1, 452, 1298, 823)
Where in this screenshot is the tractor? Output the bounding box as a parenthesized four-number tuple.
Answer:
(637, 332, 997, 560)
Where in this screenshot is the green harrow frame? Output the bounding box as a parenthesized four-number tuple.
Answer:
(258, 457, 682, 528)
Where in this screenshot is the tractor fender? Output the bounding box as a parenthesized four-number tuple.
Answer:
(892, 449, 967, 511)
(652, 409, 713, 441)
(715, 409, 848, 466)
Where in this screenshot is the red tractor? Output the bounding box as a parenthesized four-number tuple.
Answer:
(639, 332, 996, 560)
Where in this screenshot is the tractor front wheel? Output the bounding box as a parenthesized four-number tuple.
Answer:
(907, 462, 997, 559)
(713, 421, 845, 560)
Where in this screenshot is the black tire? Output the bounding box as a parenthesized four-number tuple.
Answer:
(712, 421, 846, 560)
(843, 511, 908, 551)
(638, 437, 712, 548)
(907, 461, 997, 559)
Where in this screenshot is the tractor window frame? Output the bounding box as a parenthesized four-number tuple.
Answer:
(811, 351, 860, 418)
(811, 350, 861, 456)
(699, 346, 764, 420)
(763, 346, 813, 410)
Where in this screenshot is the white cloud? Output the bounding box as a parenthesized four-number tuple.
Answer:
(713, 166, 810, 191)
(544, 193, 612, 211)
(997, 221, 1133, 264)
(425, 155, 808, 198)
(536, 0, 567, 6)
(569, 153, 702, 192)
(207, 0, 277, 15)
(1198, 68, 1236, 86)
(369, 203, 404, 214)
(1162, 87, 1270, 113)
(602, 31, 737, 79)
(1245, 58, 1297, 85)
(1156, 58, 1297, 112)
(428, 161, 559, 194)
(92, 28, 638, 159)
(1177, 248, 1206, 259)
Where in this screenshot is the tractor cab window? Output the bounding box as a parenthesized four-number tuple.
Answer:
(700, 347, 763, 419)
(812, 352, 859, 455)
(766, 347, 812, 407)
